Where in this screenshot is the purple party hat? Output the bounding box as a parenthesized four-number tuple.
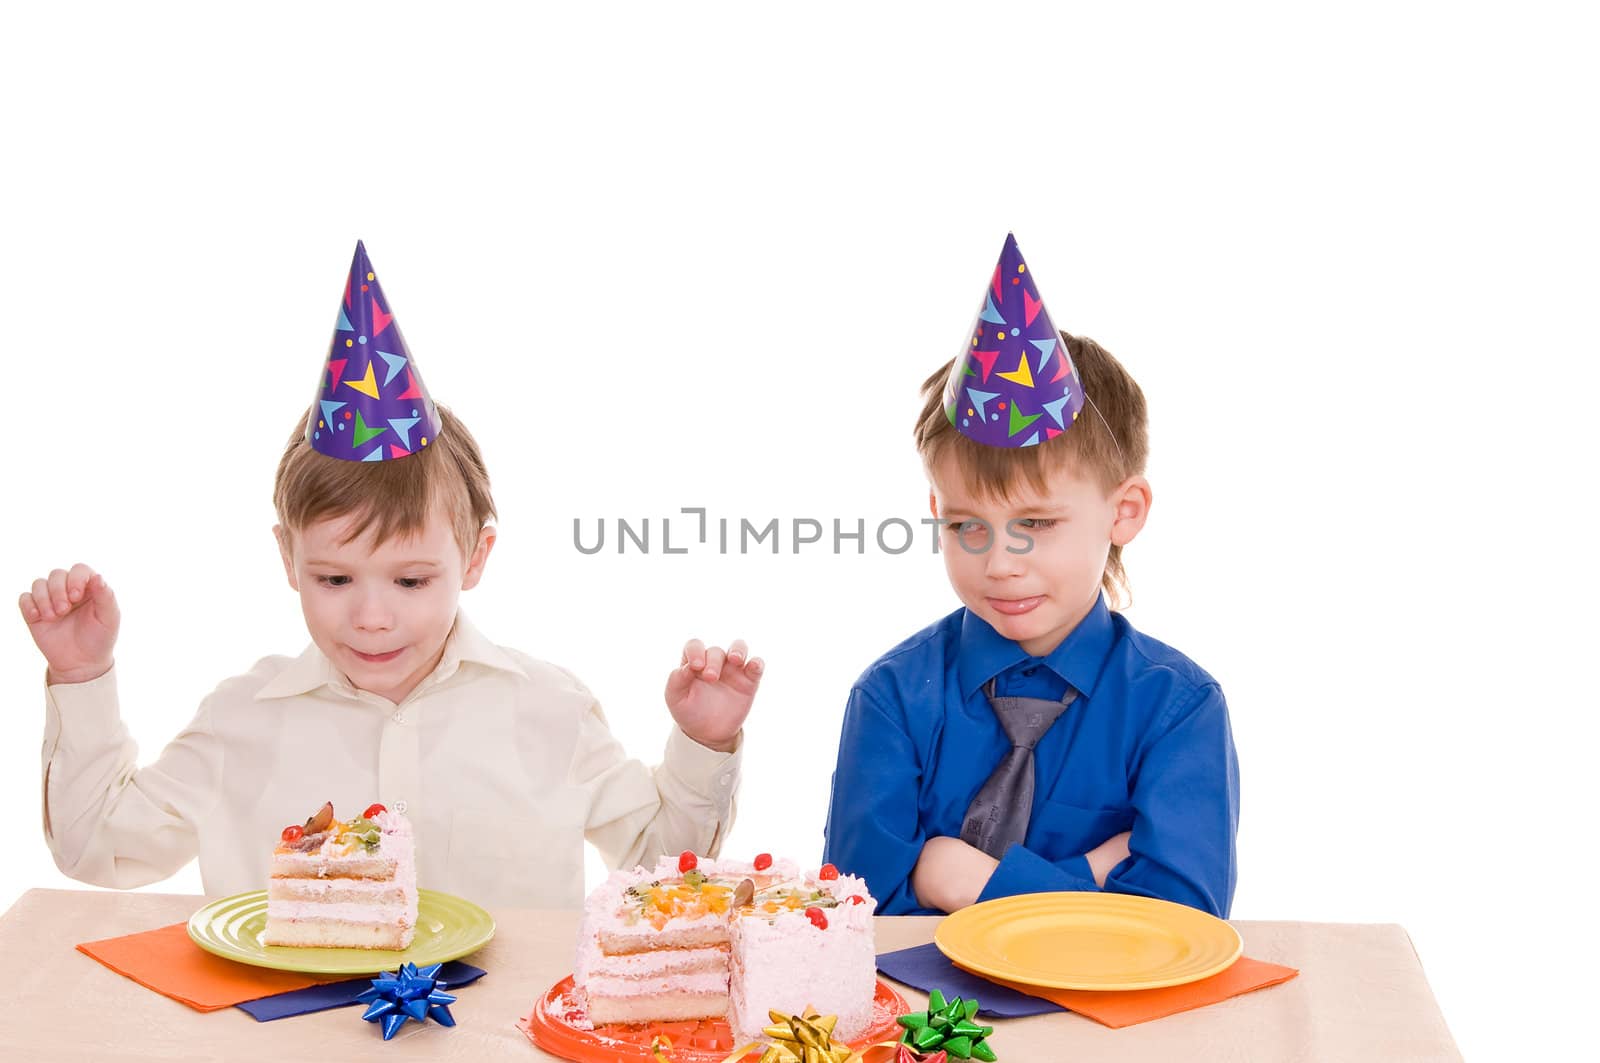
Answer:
(942, 233, 1085, 448)
(307, 241, 442, 462)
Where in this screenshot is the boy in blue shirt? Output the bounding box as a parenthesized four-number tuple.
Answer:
(823, 235, 1239, 917)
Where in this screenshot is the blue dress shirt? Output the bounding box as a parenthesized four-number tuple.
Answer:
(822, 596, 1239, 917)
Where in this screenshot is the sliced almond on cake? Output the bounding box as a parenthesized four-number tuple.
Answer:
(304, 801, 334, 834)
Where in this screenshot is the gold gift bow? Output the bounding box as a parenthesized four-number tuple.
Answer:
(711, 1007, 906, 1063)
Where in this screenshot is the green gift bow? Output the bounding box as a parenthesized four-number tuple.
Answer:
(896, 989, 998, 1061)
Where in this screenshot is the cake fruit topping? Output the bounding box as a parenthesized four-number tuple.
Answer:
(304, 801, 334, 834)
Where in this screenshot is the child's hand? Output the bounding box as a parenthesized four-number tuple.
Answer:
(663, 638, 764, 753)
(911, 836, 1000, 913)
(1085, 830, 1132, 887)
(17, 564, 120, 685)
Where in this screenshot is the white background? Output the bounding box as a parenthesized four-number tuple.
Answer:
(2, 3, 1595, 1058)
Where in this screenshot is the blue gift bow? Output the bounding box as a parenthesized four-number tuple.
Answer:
(235, 961, 484, 1023)
(356, 961, 460, 1040)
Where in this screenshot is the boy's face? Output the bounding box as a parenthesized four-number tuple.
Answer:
(930, 450, 1150, 657)
(274, 507, 494, 705)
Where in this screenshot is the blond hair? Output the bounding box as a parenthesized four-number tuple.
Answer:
(915, 333, 1149, 608)
(273, 405, 496, 557)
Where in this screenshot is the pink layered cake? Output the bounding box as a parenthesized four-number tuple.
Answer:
(573, 852, 878, 1040)
(263, 801, 418, 950)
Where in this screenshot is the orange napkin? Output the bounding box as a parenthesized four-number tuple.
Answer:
(77, 922, 336, 1011)
(956, 955, 1299, 1029)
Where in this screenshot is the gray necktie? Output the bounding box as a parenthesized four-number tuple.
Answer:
(960, 678, 1077, 859)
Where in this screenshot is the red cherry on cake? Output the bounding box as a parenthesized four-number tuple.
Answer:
(818, 863, 839, 880)
(804, 906, 828, 930)
(363, 803, 387, 819)
(678, 850, 698, 873)
(753, 853, 773, 871)
(847, 895, 865, 905)
(281, 824, 304, 843)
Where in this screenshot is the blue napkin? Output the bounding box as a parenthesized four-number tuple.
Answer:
(876, 944, 1065, 1018)
(236, 961, 486, 1021)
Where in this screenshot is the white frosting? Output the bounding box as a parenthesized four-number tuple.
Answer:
(580, 970, 730, 997)
(268, 877, 409, 901)
(265, 900, 414, 924)
(582, 945, 728, 979)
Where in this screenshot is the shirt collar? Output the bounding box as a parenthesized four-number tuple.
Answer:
(956, 593, 1117, 700)
(254, 611, 526, 701)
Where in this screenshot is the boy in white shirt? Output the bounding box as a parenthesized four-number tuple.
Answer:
(17, 243, 761, 908)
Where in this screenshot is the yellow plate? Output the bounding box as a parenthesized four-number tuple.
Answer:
(187, 888, 495, 974)
(934, 892, 1242, 991)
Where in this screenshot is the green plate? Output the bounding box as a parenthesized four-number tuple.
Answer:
(187, 887, 495, 974)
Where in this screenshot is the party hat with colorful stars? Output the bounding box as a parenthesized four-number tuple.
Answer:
(307, 241, 442, 461)
(942, 233, 1085, 448)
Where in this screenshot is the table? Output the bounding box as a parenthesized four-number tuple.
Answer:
(0, 889, 1460, 1061)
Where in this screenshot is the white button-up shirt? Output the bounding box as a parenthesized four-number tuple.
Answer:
(40, 612, 740, 909)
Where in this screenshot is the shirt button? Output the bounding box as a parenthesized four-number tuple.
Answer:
(392, 709, 406, 724)
(393, 800, 408, 814)
(1021, 667, 1038, 677)
(718, 773, 732, 787)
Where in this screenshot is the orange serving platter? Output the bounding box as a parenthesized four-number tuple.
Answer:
(519, 976, 909, 1062)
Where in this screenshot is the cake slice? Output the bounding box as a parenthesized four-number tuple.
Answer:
(263, 801, 418, 950)
(573, 854, 760, 1024)
(572, 852, 878, 1039)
